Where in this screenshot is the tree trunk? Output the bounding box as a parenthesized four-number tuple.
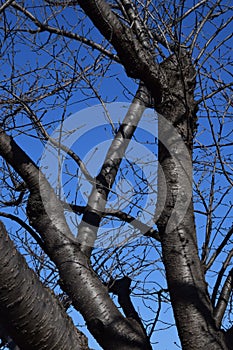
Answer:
(0, 129, 152, 350)
(155, 52, 228, 349)
(0, 221, 89, 350)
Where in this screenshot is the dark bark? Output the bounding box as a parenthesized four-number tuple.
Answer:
(0, 2, 231, 349)
(0, 221, 89, 350)
(108, 277, 146, 334)
(0, 129, 152, 350)
(225, 327, 233, 350)
(76, 0, 162, 103)
(0, 322, 20, 350)
(155, 52, 227, 349)
(63, 203, 160, 240)
(214, 269, 233, 328)
(71, 4, 230, 345)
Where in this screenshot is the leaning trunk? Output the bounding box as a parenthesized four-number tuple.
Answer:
(0, 221, 89, 350)
(0, 128, 152, 350)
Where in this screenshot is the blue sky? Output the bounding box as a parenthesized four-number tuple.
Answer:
(0, 1, 232, 349)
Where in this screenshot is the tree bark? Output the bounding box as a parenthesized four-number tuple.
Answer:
(155, 52, 228, 349)
(0, 221, 89, 350)
(76, 0, 162, 103)
(0, 322, 20, 350)
(75, 4, 231, 344)
(0, 129, 152, 350)
(78, 82, 152, 257)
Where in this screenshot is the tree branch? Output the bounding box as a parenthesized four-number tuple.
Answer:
(206, 225, 233, 271)
(211, 250, 233, 307)
(76, 0, 162, 103)
(0, 212, 47, 253)
(0, 0, 15, 13)
(104, 208, 160, 241)
(77, 82, 153, 256)
(108, 276, 146, 334)
(1, 89, 94, 184)
(64, 202, 160, 241)
(214, 268, 233, 328)
(0, 189, 25, 206)
(11, 1, 120, 63)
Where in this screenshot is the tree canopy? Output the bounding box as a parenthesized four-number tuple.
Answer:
(0, 1, 232, 349)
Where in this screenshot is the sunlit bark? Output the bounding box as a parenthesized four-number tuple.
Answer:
(0, 221, 89, 350)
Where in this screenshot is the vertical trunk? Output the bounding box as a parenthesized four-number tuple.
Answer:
(155, 52, 227, 349)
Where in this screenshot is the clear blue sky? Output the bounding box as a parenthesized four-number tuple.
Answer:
(0, 2, 232, 349)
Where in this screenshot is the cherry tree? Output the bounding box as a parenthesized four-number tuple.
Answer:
(0, 1, 232, 349)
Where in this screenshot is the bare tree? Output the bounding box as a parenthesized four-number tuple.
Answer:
(0, 1, 232, 349)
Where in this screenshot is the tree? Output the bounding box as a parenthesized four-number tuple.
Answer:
(0, 0, 232, 349)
